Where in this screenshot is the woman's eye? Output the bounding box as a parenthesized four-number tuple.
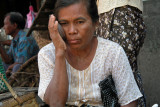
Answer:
(60, 23, 67, 25)
(77, 21, 84, 24)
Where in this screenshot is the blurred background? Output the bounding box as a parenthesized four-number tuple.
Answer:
(0, 0, 39, 28)
(138, 0, 160, 106)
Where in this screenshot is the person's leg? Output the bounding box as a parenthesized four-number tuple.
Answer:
(12, 63, 22, 73)
(95, 9, 114, 39)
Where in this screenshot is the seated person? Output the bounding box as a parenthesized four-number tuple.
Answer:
(0, 12, 39, 78)
(38, 0, 142, 106)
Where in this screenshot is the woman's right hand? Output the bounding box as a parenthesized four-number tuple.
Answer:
(48, 14, 66, 55)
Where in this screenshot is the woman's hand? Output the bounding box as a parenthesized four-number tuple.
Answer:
(48, 14, 66, 55)
(44, 15, 69, 106)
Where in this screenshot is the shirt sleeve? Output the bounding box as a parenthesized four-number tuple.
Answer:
(112, 46, 142, 106)
(38, 46, 55, 101)
(15, 38, 38, 64)
(7, 41, 14, 63)
(7, 46, 14, 62)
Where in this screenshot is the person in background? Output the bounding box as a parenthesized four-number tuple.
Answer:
(38, 0, 142, 106)
(96, 0, 146, 106)
(0, 12, 39, 78)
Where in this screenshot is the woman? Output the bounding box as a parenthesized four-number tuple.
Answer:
(96, 0, 146, 106)
(38, 0, 142, 106)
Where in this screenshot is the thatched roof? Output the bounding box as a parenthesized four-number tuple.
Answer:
(26, 0, 57, 37)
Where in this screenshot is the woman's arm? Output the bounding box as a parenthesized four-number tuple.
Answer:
(44, 53, 68, 107)
(43, 15, 68, 107)
(111, 46, 142, 106)
(121, 101, 137, 107)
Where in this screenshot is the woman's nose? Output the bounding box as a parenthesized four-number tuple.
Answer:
(68, 24, 77, 35)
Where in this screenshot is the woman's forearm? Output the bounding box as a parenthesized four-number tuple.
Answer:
(44, 53, 68, 106)
(121, 100, 137, 107)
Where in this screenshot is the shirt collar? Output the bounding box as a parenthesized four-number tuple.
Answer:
(13, 30, 23, 41)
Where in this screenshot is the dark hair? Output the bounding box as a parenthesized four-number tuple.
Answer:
(5, 12, 25, 29)
(54, 0, 99, 23)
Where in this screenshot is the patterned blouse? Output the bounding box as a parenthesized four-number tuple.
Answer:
(38, 37, 142, 106)
(7, 30, 39, 64)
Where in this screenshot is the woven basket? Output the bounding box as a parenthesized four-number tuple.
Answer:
(2, 92, 38, 107)
(8, 55, 39, 87)
(0, 74, 39, 107)
(32, 30, 51, 49)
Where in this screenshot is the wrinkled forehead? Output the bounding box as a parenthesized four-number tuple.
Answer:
(59, 2, 88, 15)
(58, 3, 91, 23)
(55, 1, 88, 18)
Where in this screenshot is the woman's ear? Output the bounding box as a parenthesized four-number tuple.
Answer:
(95, 20, 99, 27)
(95, 21, 99, 31)
(13, 23, 18, 29)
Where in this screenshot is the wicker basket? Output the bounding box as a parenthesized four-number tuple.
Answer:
(8, 55, 39, 87)
(32, 30, 51, 49)
(0, 74, 39, 107)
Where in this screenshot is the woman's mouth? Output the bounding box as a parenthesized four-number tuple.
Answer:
(68, 39, 80, 44)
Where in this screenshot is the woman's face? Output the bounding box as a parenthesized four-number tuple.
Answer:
(58, 2, 96, 50)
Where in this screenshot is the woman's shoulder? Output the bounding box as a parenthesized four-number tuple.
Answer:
(97, 37, 122, 50)
(38, 42, 55, 57)
(97, 37, 125, 60)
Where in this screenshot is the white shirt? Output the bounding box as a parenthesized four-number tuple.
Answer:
(97, 0, 143, 14)
(38, 37, 142, 106)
